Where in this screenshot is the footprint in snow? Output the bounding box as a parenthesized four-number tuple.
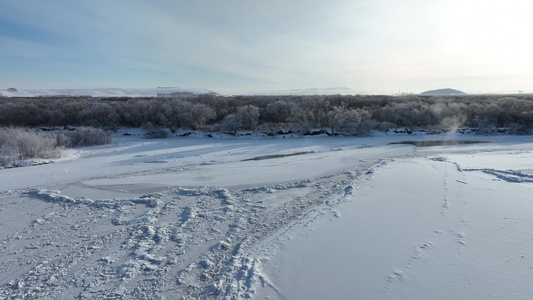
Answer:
(344, 185, 354, 195)
(387, 270, 406, 282)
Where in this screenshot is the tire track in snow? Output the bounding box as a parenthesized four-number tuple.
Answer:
(0, 190, 130, 299)
(0, 153, 392, 299)
(463, 168, 533, 183)
(227, 160, 391, 299)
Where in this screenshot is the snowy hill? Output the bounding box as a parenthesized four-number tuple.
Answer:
(255, 87, 360, 95)
(420, 88, 467, 96)
(0, 87, 214, 97)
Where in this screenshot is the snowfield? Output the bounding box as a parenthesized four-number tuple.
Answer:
(1, 132, 533, 299)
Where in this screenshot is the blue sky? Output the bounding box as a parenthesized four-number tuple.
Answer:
(1, 0, 533, 94)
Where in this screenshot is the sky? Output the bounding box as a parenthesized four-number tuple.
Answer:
(1, 0, 533, 95)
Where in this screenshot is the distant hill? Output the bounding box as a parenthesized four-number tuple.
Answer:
(420, 88, 466, 96)
(0, 87, 215, 97)
(256, 87, 359, 96)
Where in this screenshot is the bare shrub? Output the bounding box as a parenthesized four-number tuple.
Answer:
(54, 132, 72, 148)
(0, 143, 18, 166)
(60, 127, 114, 147)
(0, 128, 58, 165)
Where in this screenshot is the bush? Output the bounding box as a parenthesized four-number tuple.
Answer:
(0, 128, 59, 166)
(0, 143, 18, 166)
(0, 127, 114, 167)
(59, 127, 114, 147)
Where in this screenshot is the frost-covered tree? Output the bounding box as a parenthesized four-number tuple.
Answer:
(328, 107, 374, 136)
(176, 102, 216, 130)
(77, 103, 120, 130)
(121, 100, 152, 127)
(264, 100, 293, 123)
(220, 105, 260, 135)
(161, 99, 216, 132)
(378, 102, 439, 127)
(290, 96, 330, 130)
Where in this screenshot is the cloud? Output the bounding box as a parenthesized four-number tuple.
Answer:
(2, 0, 533, 93)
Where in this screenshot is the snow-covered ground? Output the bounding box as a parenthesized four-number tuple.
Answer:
(1, 132, 532, 299)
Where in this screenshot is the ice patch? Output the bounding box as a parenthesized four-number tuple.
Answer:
(144, 160, 168, 164)
(429, 156, 448, 162)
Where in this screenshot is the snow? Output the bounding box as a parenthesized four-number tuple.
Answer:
(0, 87, 212, 97)
(251, 155, 533, 299)
(1, 132, 533, 299)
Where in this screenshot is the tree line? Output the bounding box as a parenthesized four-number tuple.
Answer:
(1, 94, 533, 136)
